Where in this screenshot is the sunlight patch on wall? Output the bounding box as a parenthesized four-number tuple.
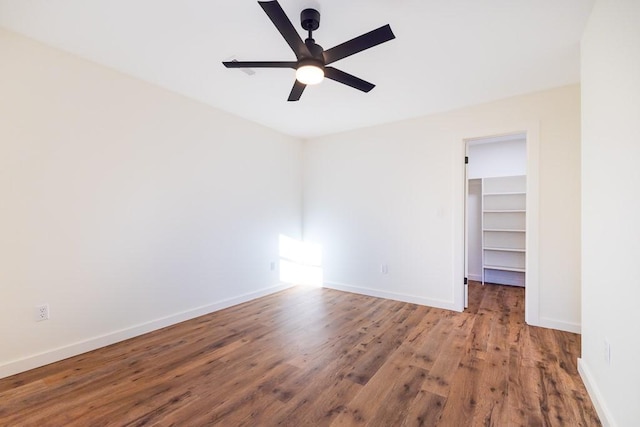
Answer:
(279, 235, 323, 287)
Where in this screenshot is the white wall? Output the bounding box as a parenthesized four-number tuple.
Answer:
(467, 179, 482, 281)
(304, 84, 581, 332)
(0, 30, 302, 378)
(468, 138, 526, 179)
(580, 1, 640, 425)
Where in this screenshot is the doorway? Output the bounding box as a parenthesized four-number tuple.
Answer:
(464, 133, 527, 308)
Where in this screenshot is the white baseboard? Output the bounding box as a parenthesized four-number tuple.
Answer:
(578, 358, 615, 427)
(467, 273, 482, 281)
(0, 283, 294, 380)
(536, 316, 581, 334)
(323, 281, 459, 312)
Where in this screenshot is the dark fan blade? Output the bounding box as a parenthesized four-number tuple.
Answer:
(324, 67, 375, 92)
(259, 1, 311, 59)
(288, 80, 306, 101)
(323, 24, 395, 65)
(223, 61, 296, 68)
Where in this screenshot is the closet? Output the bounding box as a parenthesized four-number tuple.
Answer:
(467, 135, 526, 287)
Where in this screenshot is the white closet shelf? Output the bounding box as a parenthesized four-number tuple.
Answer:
(483, 265, 526, 273)
(479, 175, 527, 286)
(483, 192, 526, 196)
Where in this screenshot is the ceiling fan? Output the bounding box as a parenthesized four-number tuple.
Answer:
(222, 1, 395, 101)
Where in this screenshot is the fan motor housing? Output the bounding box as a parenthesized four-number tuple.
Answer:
(304, 39, 324, 60)
(300, 8, 320, 31)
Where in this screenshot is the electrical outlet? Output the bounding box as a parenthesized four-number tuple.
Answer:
(604, 339, 611, 366)
(381, 263, 389, 275)
(36, 304, 49, 322)
(270, 261, 276, 271)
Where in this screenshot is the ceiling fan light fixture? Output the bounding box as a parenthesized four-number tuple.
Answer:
(222, 1, 395, 100)
(296, 62, 324, 85)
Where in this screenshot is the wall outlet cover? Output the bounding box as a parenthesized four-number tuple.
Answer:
(36, 304, 50, 322)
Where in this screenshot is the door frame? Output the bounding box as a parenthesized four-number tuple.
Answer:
(463, 150, 469, 308)
(453, 121, 540, 326)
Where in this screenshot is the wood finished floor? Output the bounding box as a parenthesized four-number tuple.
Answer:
(0, 282, 600, 426)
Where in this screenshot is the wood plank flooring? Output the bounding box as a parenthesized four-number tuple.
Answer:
(0, 282, 601, 426)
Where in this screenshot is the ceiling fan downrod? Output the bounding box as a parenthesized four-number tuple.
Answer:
(300, 8, 323, 60)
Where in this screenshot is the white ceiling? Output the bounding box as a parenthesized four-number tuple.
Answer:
(0, 0, 594, 139)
